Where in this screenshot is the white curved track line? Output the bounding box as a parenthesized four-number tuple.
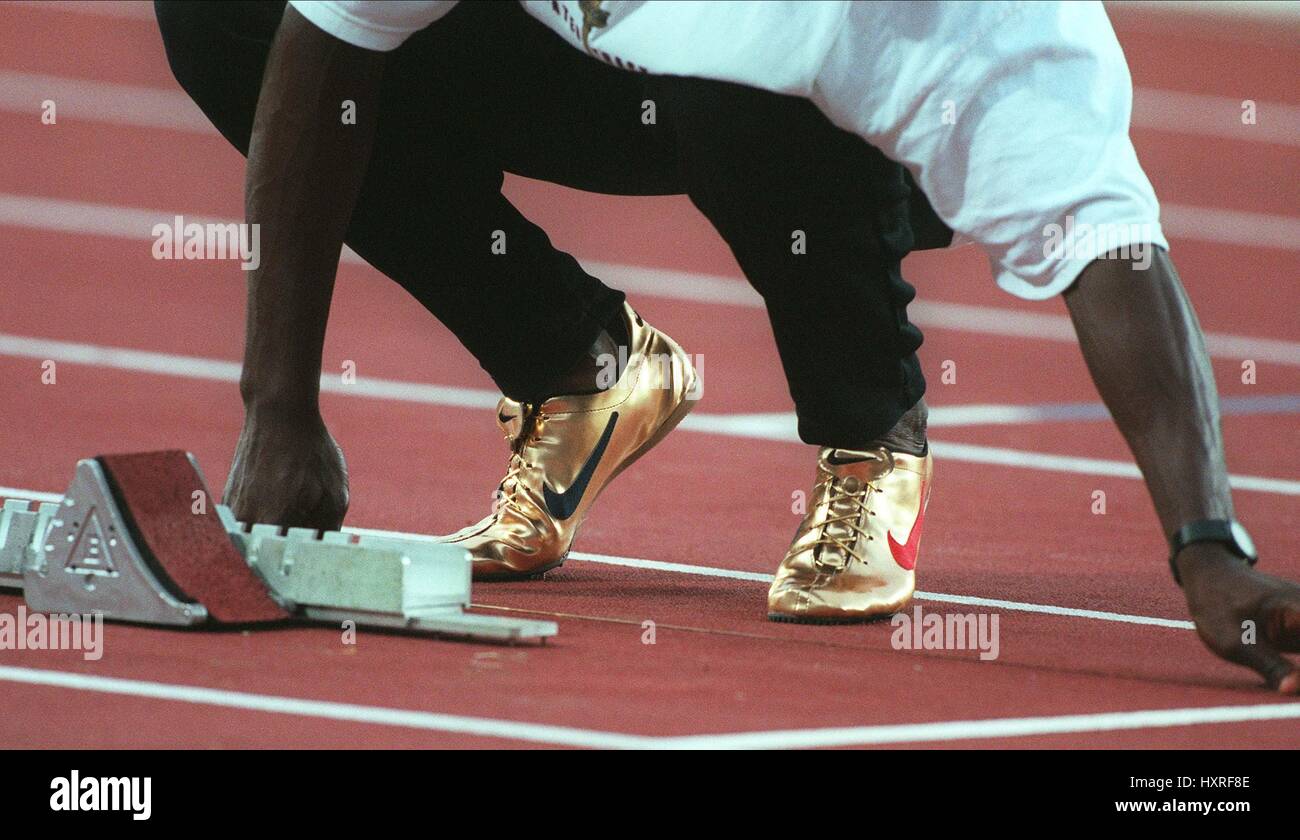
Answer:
(0, 490, 1197, 631)
(2, 191, 1298, 364)
(1, 665, 1296, 749)
(1, 332, 1297, 494)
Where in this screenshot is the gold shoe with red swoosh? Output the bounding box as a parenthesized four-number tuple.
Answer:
(768, 446, 932, 623)
(441, 303, 700, 580)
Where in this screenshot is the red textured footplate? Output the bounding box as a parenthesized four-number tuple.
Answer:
(96, 450, 288, 623)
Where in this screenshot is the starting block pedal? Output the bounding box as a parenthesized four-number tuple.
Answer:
(0, 451, 555, 643)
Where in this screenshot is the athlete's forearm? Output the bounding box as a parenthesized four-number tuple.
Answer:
(240, 6, 384, 417)
(1063, 250, 1234, 541)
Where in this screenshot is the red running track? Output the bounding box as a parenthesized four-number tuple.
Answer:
(0, 1, 1297, 748)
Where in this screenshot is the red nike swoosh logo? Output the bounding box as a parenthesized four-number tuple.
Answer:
(887, 479, 929, 570)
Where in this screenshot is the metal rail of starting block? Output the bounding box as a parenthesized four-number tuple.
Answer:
(0, 457, 556, 643)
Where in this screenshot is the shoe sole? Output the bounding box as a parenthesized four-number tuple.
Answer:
(766, 611, 899, 625)
(766, 593, 915, 625)
(474, 552, 568, 582)
(474, 370, 701, 583)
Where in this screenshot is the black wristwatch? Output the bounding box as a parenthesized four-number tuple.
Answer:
(1168, 519, 1257, 585)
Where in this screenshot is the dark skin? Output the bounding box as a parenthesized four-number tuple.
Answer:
(224, 8, 382, 531)
(1063, 251, 1300, 694)
(227, 7, 1298, 692)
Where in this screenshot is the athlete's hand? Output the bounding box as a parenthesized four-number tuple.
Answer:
(223, 409, 349, 532)
(1177, 543, 1300, 694)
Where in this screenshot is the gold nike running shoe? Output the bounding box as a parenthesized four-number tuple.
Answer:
(768, 446, 932, 623)
(443, 303, 700, 580)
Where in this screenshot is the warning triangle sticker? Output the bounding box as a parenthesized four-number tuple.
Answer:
(65, 507, 117, 577)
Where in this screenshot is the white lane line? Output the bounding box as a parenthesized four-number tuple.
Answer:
(2, 331, 1297, 495)
(3, 191, 1299, 366)
(0, 665, 653, 749)
(686, 414, 1300, 493)
(5, 67, 1299, 149)
(907, 591, 1194, 630)
(4, 191, 1300, 363)
(2, 664, 1296, 749)
(0, 489, 1200, 630)
(718, 395, 1299, 429)
(587, 260, 1300, 366)
(658, 702, 1300, 749)
(1131, 87, 1300, 148)
(692, 396, 1298, 433)
(0, 331, 499, 411)
(0, 72, 212, 134)
(365, 531, 1199, 630)
(0, 194, 246, 242)
(1160, 204, 1300, 251)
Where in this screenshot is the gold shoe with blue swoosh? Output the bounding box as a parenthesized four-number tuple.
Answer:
(441, 303, 700, 580)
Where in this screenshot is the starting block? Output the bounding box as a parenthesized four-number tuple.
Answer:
(0, 451, 555, 643)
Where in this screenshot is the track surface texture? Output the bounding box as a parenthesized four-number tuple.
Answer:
(0, 1, 1296, 748)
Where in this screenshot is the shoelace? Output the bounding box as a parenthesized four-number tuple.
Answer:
(809, 466, 877, 572)
(494, 407, 547, 519)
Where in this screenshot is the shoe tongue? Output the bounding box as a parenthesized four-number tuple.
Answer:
(811, 449, 888, 568)
(823, 448, 893, 481)
(495, 397, 528, 442)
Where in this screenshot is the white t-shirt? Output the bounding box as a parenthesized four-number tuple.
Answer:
(290, 1, 846, 92)
(288, 0, 1167, 300)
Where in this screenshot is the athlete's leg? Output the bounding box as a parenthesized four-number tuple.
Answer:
(155, 0, 664, 400)
(810, 1, 1297, 685)
(1066, 251, 1300, 692)
(648, 76, 934, 622)
(654, 77, 928, 453)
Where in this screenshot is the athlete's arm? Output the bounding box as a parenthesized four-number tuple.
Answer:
(223, 5, 385, 530)
(1064, 251, 1300, 693)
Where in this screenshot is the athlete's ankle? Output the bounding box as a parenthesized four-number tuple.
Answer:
(870, 398, 929, 457)
(535, 328, 621, 399)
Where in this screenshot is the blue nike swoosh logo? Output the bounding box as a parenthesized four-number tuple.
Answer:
(543, 412, 619, 521)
